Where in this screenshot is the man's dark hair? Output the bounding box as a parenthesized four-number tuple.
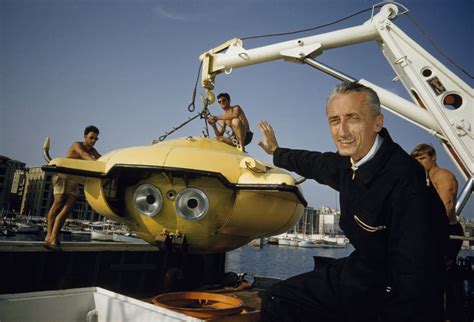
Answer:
(84, 125, 99, 136)
(217, 93, 231, 101)
(411, 143, 436, 158)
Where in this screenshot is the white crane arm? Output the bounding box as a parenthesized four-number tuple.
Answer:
(199, 3, 473, 213)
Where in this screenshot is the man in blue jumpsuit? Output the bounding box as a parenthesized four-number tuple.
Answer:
(258, 82, 448, 322)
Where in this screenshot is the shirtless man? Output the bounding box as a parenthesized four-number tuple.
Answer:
(411, 144, 463, 265)
(44, 125, 101, 251)
(411, 143, 464, 321)
(208, 93, 253, 151)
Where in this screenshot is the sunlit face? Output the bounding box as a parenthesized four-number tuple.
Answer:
(84, 131, 99, 149)
(217, 96, 230, 109)
(414, 153, 436, 172)
(326, 92, 383, 161)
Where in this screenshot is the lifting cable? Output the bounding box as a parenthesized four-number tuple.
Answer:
(158, 101, 210, 142)
(405, 13, 473, 79)
(240, 6, 382, 40)
(157, 5, 386, 143)
(158, 3, 472, 143)
(158, 5, 385, 143)
(187, 61, 203, 113)
(241, 3, 472, 79)
(158, 61, 212, 142)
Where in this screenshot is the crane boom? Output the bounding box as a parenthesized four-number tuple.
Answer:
(199, 3, 473, 214)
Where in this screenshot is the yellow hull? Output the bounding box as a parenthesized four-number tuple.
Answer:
(43, 137, 306, 253)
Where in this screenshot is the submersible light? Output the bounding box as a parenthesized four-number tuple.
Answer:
(133, 183, 163, 217)
(175, 188, 209, 221)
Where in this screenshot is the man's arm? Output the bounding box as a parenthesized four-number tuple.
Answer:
(258, 120, 341, 190)
(70, 142, 97, 160)
(431, 170, 458, 220)
(208, 119, 226, 137)
(90, 148, 101, 160)
(215, 105, 241, 121)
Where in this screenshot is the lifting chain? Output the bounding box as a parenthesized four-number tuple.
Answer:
(156, 61, 215, 143)
(158, 100, 211, 142)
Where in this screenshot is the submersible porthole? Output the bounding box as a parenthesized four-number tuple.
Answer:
(133, 183, 163, 217)
(175, 188, 209, 221)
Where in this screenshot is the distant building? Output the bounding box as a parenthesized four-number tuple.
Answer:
(462, 221, 474, 249)
(0, 155, 26, 215)
(21, 167, 53, 217)
(10, 169, 27, 214)
(295, 206, 320, 235)
(21, 166, 99, 221)
(318, 206, 343, 235)
(292, 206, 343, 236)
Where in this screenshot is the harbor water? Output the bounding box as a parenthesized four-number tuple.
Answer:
(228, 245, 474, 279)
(3, 233, 473, 280)
(1, 233, 354, 279)
(227, 243, 354, 279)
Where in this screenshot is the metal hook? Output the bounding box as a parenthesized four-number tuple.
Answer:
(200, 89, 215, 105)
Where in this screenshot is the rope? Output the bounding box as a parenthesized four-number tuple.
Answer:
(240, 5, 384, 41)
(202, 99, 210, 138)
(158, 103, 211, 142)
(188, 61, 203, 112)
(164, 3, 473, 145)
(157, 61, 210, 142)
(239, 4, 472, 79)
(405, 13, 473, 79)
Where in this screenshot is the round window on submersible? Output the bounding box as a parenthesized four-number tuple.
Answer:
(175, 188, 209, 221)
(133, 184, 163, 217)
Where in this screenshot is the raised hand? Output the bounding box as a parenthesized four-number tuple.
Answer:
(258, 120, 279, 155)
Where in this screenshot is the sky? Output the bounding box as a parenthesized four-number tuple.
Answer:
(1, 0, 473, 216)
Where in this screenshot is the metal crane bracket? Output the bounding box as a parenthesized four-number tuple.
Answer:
(281, 43, 323, 63)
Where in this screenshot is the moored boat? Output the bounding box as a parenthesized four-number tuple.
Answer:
(289, 239, 300, 247)
(298, 240, 318, 248)
(277, 237, 291, 246)
(267, 237, 279, 245)
(1, 227, 16, 237)
(15, 223, 42, 234)
(112, 232, 147, 243)
(91, 230, 114, 241)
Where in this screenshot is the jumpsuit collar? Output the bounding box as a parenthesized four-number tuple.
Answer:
(350, 133, 383, 172)
(350, 128, 394, 184)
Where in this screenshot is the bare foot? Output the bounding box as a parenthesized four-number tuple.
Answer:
(43, 240, 62, 252)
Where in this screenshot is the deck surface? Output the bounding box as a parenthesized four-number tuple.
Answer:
(0, 240, 157, 252)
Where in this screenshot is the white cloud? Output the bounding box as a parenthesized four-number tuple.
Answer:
(153, 5, 188, 21)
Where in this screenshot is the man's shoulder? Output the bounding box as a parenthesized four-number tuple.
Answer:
(432, 167, 456, 182)
(383, 140, 413, 166)
(65, 142, 83, 158)
(382, 142, 424, 179)
(71, 141, 82, 147)
(66, 141, 81, 152)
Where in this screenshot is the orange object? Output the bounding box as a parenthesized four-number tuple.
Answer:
(152, 291, 243, 319)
